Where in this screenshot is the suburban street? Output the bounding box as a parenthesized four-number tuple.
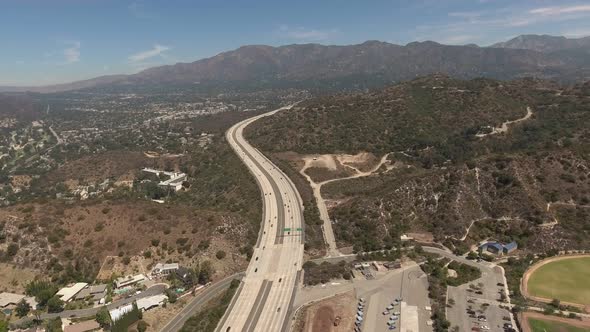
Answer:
(13, 284, 167, 326)
(216, 104, 305, 332)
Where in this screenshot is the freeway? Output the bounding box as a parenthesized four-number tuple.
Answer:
(216, 105, 305, 332)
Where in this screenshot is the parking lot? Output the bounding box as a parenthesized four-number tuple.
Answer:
(446, 264, 513, 332)
(354, 264, 433, 332)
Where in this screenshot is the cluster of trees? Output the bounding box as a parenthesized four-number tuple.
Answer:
(25, 280, 63, 313)
(302, 260, 352, 285)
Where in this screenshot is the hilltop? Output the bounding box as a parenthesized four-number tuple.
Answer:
(246, 75, 590, 253)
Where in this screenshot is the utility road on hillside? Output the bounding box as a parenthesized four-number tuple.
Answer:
(217, 105, 305, 332)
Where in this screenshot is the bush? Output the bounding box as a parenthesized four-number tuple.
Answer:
(215, 250, 226, 260)
(15, 299, 31, 317)
(137, 320, 148, 332)
(6, 243, 19, 257)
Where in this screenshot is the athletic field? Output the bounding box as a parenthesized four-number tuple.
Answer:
(526, 256, 590, 305)
(529, 318, 590, 332)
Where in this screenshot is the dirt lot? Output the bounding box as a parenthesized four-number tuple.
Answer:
(520, 311, 590, 332)
(295, 291, 356, 332)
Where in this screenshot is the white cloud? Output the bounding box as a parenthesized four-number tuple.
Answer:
(128, 1, 154, 19)
(63, 41, 80, 64)
(562, 28, 590, 38)
(412, 2, 590, 45)
(128, 44, 170, 62)
(277, 25, 338, 42)
(530, 5, 590, 16)
(439, 34, 480, 45)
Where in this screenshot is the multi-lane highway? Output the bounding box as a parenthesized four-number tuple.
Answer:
(216, 105, 305, 332)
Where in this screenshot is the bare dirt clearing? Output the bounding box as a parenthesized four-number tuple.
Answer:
(295, 291, 356, 332)
(298, 152, 392, 256)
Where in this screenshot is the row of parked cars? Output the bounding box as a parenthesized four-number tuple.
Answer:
(382, 297, 402, 330)
(354, 298, 366, 332)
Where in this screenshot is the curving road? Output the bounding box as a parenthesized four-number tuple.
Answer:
(216, 105, 305, 332)
(161, 272, 245, 332)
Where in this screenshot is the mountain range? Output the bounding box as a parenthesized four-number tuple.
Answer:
(2, 34, 589, 93)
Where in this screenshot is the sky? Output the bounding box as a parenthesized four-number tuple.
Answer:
(1, 0, 590, 86)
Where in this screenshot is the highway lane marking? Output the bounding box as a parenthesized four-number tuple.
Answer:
(243, 280, 274, 332)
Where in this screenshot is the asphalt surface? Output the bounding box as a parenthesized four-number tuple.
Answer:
(160, 273, 245, 332)
(216, 104, 305, 332)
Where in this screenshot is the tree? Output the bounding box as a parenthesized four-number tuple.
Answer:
(166, 289, 178, 304)
(96, 306, 111, 328)
(198, 260, 215, 284)
(26, 280, 57, 306)
(551, 298, 561, 308)
(15, 299, 31, 317)
(137, 320, 149, 332)
(46, 317, 63, 332)
(32, 309, 42, 325)
(466, 251, 478, 260)
(0, 320, 8, 332)
(47, 296, 64, 313)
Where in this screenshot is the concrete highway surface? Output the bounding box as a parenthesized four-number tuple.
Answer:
(216, 104, 305, 332)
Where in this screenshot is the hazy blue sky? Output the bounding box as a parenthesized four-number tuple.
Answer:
(2, 0, 589, 86)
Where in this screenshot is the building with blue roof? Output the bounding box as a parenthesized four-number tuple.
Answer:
(502, 241, 518, 254)
(479, 241, 518, 256)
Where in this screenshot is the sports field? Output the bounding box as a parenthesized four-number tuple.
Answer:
(529, 318, 590, 332)
(526, 256, 590, 305)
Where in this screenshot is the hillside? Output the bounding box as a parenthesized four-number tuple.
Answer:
(3, 38, 590, 93)
(246, 75, 590, 253)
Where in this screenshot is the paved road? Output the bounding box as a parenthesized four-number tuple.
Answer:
(13, 284, 167, 326)
(216, 104, 305, 332)
(160, 273, 245, 332)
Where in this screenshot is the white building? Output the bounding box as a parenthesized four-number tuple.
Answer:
(56, 283, 88, 302)
(0, 292, 37, 308)
(115, 274, 146, 289)
(109, 303, 133, 322)
(141, 168, 187, 192)
(136, 294, 167, 311)
(150, 263, 179, 277)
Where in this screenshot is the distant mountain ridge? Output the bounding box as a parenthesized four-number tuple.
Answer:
(2, 35, 589, 93)
(491, 34, 590, 53)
